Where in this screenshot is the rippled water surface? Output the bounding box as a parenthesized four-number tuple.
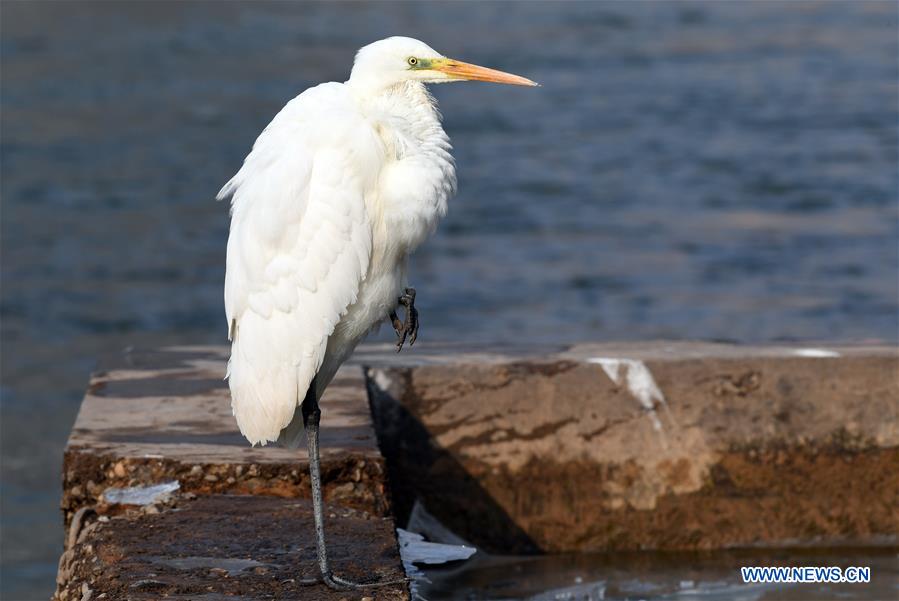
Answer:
(418, 547, 899, 600)
(1, 1, 897, 598)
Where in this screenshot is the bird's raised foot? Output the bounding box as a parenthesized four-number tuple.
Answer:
(390, 287, 419, 352)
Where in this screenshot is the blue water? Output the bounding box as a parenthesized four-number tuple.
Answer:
(1, 1, 897, 598)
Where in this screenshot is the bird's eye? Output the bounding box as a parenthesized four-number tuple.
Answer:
(407, 57, 418, 66)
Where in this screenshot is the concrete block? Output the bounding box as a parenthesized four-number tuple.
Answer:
(364, 342, 899, 553)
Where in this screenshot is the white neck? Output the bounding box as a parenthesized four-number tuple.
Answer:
(355, 81, 452, 161)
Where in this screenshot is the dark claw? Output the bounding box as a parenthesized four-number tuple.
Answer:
(408, 307, 418, 347)
(389, 310, 403, 339)
(391, 288, 419, 352)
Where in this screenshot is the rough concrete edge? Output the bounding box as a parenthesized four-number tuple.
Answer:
(60, 445, 390, 527)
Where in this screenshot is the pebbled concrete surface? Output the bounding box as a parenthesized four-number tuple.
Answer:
(55, 494, 406, 601)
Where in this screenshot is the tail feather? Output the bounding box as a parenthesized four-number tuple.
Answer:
(227, 311, 323, 447)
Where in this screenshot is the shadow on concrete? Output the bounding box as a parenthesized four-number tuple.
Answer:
(366, 369, 539, 554)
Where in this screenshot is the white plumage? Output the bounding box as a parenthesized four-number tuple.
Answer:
(218, 37, 535, 448)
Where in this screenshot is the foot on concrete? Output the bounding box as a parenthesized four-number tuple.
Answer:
(309, 572, 409, 590)
(390, 287, 419, 352)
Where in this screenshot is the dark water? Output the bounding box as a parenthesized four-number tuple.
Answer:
(418, 547, 899, 600)
(1, 1, 897, 598)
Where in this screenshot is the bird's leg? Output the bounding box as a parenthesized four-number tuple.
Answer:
(301, 379, 407, 590)
(302, 380, 355, 589)
(390, 287, 419, 352)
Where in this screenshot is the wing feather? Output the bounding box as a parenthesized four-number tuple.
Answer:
(219, 83, 380, 446)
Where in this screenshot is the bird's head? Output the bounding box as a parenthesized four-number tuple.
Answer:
(349, 36, 538, 92)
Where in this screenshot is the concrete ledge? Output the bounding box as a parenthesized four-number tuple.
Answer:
(56, 346, 406, 600)
(62, 347, 389, 526)
(56, 342, 898, 597)
(364, 341, 899, 553)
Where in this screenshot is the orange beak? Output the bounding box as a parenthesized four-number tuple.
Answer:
(432, 58, 539, 87)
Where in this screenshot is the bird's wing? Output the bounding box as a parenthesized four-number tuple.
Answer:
(219, 83, 381, 446)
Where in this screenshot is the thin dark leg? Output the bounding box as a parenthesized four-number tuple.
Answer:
(302, 378, 356, 588)
(301, 378, 406, 590)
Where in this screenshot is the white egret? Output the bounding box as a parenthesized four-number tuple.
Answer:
(218, 36, 536, 589)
